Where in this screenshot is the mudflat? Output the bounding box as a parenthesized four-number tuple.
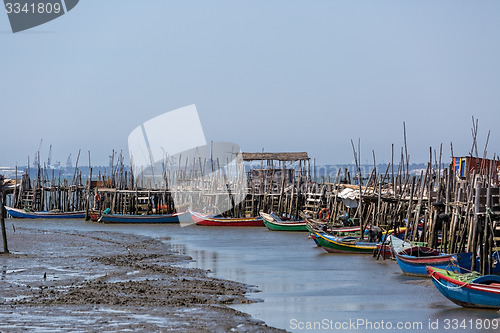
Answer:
(0, 227, 286, 332)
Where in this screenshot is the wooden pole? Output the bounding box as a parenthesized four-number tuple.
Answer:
(1, 176, 8, 253)
(350, 139, 363, 238)
(470, 181, 482, 272)
(85, 151, 92, 221)
(403, 176, 416, 241)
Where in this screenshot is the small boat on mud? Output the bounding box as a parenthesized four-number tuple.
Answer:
(310, 230, 378, 254)
(305, 215, 364, 247)
(260, 212, 307, 231)
(394, 246, 473, 277)
(98, 211, 188, 223)
(5, 206, 85, 219)
(427, 266, 500, 309)
(190, 211, 264, 227)
(375, 235, 412, 259)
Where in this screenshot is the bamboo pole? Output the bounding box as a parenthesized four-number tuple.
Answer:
(1, 176, 8, 253)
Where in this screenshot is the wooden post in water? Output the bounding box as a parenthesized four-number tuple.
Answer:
(0, 176, 8, 253)
(85, 151, 92, 221)
(351, 139, 364, 239)
(403, 176, 416, 241)
(470, 182, 482, 272)
(483, 185, 492, 275)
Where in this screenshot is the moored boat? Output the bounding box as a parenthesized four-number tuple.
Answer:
(427, 266, 500, 309)
(89, 211, 100, 222)
(311, 230, 377, 254)
(99, 211, 188, 223)
(260, 212, 307, 231)
(304, 216, 362, 235)
(305, 220, 363, 247)
(394, 246, 473, 277)
(376, 235, 412, 259)
(190, 211, 264, 227)
(5, 206, 85, 219)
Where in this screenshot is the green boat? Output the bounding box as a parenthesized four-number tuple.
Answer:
(260, 212, 308, 231)
(312, 231, 377, 254)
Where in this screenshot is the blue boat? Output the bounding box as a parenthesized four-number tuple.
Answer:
(98, 211, 188, 223)
(427, 266, 500, 309)
(394, 246, 473, 277)
(5, 206, 85, 219)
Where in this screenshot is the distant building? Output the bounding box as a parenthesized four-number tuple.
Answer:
(0, 166, 21, 178)
(453, 156, 500, 179)
(242, 152, 310, 194)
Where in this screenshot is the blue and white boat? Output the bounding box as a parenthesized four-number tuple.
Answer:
(427, 266, 500, 309)
(5, 206, 85, 219)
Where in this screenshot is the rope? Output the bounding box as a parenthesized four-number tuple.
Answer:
(430, 273, 467, 290)
(429, 270, 478, 290)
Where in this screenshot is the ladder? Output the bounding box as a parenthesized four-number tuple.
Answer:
(493, 220, 500, 253)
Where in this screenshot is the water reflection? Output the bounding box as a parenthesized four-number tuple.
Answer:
(171, 244, 251, 282)
(170, 243, 187, 256)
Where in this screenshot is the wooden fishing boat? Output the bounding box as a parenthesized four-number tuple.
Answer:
(394, 246, 473, 277)
(260, 212, 307, 231)
(5, 206, 85, 219)
(311, 231, 377, 254)
(99, 211, 188, 223)
(89, 211, 100, 222)
(427, 266, 500, 309)
(304, 218, 361, 235)
(190, 211, 264, 227)
(375, 235, 412, 259)
(305, 221, 363, 247)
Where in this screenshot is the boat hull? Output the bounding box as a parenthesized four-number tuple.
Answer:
(260, 212, 307, 231)
(313, 232, 377, 254)
(99, 212, 187, 223)
(427, 266, 500, 309)
(5, 206, 85, 219)
(190, 211, 264, 227)
(395, 248, 473, 277)
(89, 211, 100, 222)
(376, 243, 393, 259)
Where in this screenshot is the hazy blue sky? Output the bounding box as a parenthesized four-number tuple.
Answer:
(1, 1, 500, 167)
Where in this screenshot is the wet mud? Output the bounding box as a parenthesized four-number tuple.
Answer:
(0, 227, 286, 332)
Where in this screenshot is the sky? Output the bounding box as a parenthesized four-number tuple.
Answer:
(1, 0, 500, 167)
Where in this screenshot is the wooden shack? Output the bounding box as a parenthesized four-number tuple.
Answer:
(240, 152, 310, 217)
(453, 156, 500, 180)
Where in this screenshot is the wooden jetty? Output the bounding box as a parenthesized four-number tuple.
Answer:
(1, 121, 499, 274)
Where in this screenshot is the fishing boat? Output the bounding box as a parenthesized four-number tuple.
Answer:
(375, 235, 412, 259)
(5, 206, 85, 219)
(260, 212, 307, 231)
(99, 211, 188, 223)
(305, 220, 363, 247)
(304, 216, 362, 235)
(311, 231, 377, 254)
(394, 246, 473, 277)
(89, 211, 100, 222)
(427, 266, 500, 309)
(190, 211, 264, 227)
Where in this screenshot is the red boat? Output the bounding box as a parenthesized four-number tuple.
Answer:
(190, 211, 264, 227)
(89, 211, 100, 222)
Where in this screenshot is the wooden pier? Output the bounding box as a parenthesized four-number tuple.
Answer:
(1, 143, 500, 274)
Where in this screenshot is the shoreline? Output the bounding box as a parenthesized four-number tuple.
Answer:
(0, 226, 287, 332)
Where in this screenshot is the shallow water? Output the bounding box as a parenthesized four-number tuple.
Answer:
(8, 217, 500, 332)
